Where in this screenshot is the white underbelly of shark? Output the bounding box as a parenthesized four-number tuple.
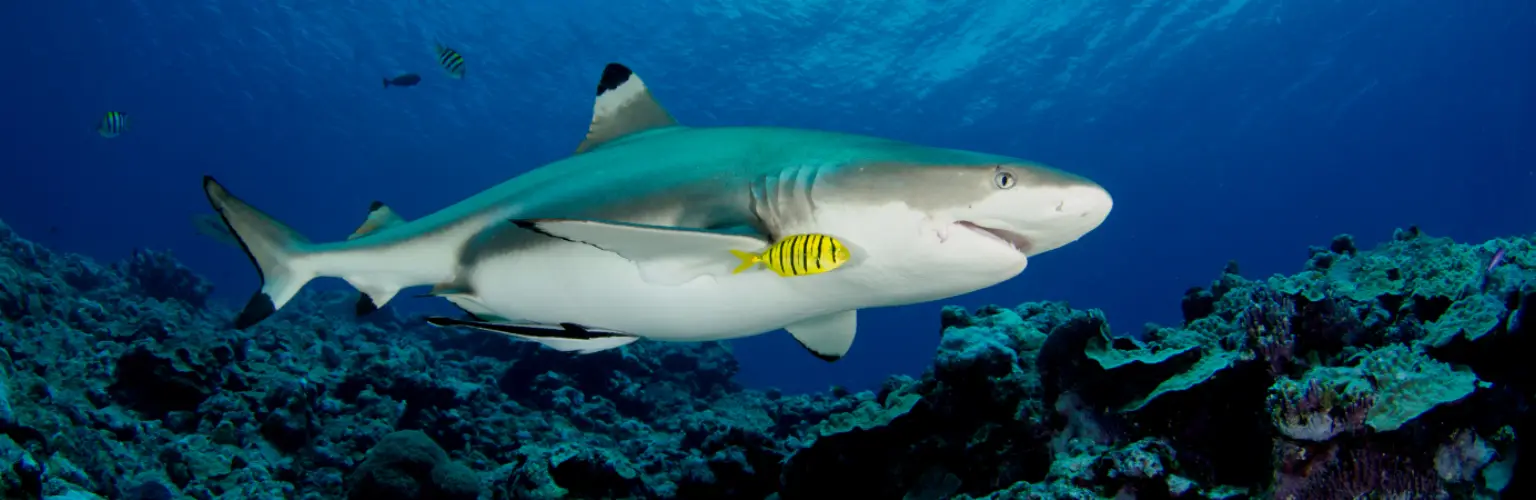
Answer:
(461, 240, 840, 342)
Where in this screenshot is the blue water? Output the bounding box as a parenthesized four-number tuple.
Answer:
(2, 0, 1532, 395)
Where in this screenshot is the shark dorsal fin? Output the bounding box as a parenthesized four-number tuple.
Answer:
(574, 63, 678, 154)
(347, 201, 407, 240)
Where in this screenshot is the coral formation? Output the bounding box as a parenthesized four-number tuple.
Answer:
(0, 215, 1530, 499)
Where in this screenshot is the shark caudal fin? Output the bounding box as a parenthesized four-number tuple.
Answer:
(190, 199, 408, 318)
(202, 176, 317, 329)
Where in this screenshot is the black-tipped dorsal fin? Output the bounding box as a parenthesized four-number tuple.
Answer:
(347, 201, 407, 240)
(574, 63, 678, 154)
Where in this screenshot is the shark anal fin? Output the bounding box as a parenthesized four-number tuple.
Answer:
(785, 310, 858, 362)
(425, 316, 638, 354)
(513, 218, 770, 286)
(355, 294, 379, 316)
(347, 201, 407, 240)
(574, 63, 679, 154)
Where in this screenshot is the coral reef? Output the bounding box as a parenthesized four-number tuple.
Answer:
(0, 215, 1530, 499)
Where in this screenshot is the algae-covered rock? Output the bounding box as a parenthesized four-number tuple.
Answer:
(346, 430, 478, 500)
(1267, 345, 1478, 435)
(808, 389, 922, 440)
(1267, 271, 1329, 302)
(1356, 345, 1478, 432)
(1328, 254, 1407, 301)
(1120, 348, 1245, 412)
(1423, 293, 1506, 347)
(1081, 326, 1244, 412)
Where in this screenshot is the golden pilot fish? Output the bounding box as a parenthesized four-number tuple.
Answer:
(730, 233, 852, 277)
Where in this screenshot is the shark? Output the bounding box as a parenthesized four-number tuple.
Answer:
(202, 62, 1113, 361)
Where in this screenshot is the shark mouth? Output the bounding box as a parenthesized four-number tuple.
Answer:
(956, 221, 1033, 255)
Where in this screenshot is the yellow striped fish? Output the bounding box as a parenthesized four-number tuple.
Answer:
(96, 111, 129, 138)
(730, 234, 852, 277)
(433, 43, 466, 79)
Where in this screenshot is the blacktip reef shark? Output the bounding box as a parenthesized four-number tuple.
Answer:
(202, 62, 1113, 361)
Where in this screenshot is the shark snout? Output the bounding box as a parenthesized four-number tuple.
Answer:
(1024, 182, 1112, 255)
(1060, 182, 1113, 220)
(972, 179, 1110, 257)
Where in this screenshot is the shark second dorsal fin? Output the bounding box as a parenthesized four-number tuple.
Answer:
(574, 63, 678, 154)
(347, 201, 407, 240)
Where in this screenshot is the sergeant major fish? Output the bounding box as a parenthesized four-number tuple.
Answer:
(433, 43, 466, 79)
(96, 112, 129, 138)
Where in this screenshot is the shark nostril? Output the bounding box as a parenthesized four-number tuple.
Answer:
(1055, 201, 1065, 212)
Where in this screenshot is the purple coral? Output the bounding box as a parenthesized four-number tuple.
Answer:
(1267, 378, 1372, 442)
(1433, 429, 1495, 484)
(1244, 297, 1297, 377)
(1276, 446, 1447, 500)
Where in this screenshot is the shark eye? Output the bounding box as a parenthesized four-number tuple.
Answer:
(993, 171, 1017, 190)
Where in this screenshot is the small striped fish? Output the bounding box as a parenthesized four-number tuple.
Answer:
(96, 111, 129, 138)
(433, 43, 466, 79)
(730, 234, 852, 277)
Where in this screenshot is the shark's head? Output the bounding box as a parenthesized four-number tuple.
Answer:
(933, 161, 1114, 257)
(788, 143, 1112, 305)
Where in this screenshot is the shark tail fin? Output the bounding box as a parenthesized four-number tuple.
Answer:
(729, 249, 759, 274)
(202, 176, 317, 329)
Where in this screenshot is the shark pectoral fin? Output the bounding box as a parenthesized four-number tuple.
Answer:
(513, 218, 771, 286)
(575, 63, 679, 154)
(425, 316, 639, 354)
(785, 310, 858, 363)
(347, 201, 408, 240)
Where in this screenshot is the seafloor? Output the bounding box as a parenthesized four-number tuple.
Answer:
(0, 216, 1529, 500)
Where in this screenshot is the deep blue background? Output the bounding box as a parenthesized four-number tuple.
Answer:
(3, 1, 1532, 394)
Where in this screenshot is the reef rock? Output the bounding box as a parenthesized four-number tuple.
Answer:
(0, 216, 1530, 499)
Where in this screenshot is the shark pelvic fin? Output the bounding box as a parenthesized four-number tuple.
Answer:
(513, 218, 770, 286)
(785, 310, 858, 362)
(347, 201, 407, 240)
(425, 316, 639, 354)
(575, 63, 679, 154)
